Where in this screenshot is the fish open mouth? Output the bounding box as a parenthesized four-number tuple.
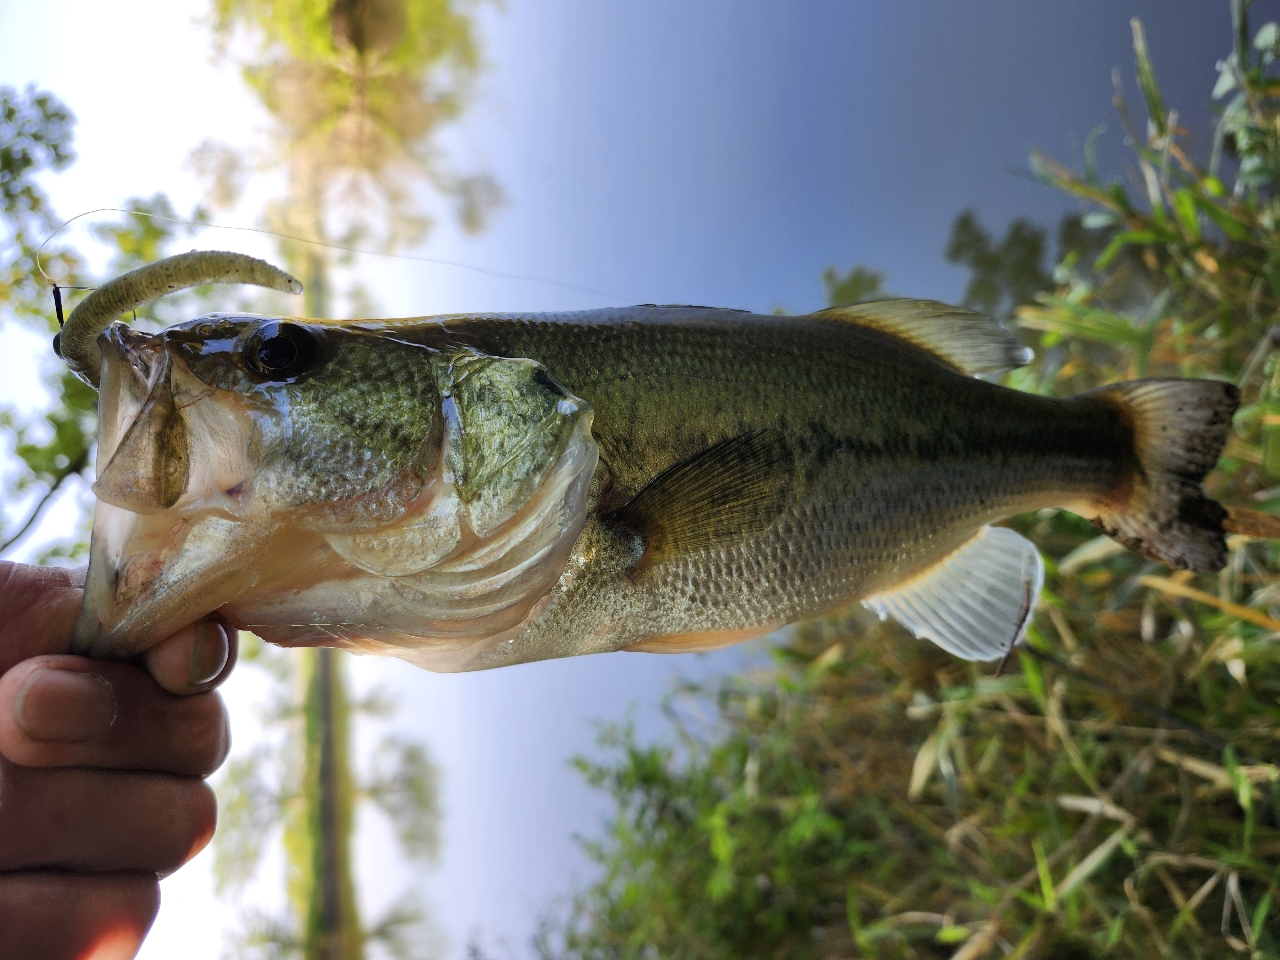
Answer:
(73, 322, 297, 655)
(72, 321, 599, 664)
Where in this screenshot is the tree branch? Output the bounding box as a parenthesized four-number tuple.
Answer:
(0, 450, 88, 555)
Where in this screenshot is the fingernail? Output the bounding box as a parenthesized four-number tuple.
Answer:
(15, 667, 117, 743)
(190, 621, 230, 688)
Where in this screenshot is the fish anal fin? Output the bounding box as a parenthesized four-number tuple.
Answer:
(609, 429, 792, 569)
(625, 621, 782, 653)
(862, 526, 1045, 662)
(816, 299, 1032, 377)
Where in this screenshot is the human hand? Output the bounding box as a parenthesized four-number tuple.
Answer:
(0, 562, 236, 959)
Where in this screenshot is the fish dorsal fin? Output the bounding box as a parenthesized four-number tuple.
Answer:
(610, 429, 792, 568)
(816, 299, 1032, 377)
(862, 526, 1044, 661)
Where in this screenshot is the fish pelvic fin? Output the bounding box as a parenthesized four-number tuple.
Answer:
(862, 526, 1044, 662)
(1085, 378, 1239, 573)
(609, 429, 792, 570)
(815, 299, 1032, 377)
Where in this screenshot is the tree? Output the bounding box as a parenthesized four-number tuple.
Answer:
(943, 209, 1052, 322)
(0, 87, 206, 561)
(822, 263, 888, 307)
(0, 86, 91, 558)
(216, 638, 441, 960)
(208, 0, 500, 302)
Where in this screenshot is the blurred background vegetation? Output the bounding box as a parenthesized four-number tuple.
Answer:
(539, 6, 1280, 959)
(3, 1, 1280, 959)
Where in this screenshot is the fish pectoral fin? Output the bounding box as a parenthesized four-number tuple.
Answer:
(608, 429, 792, 569)
(862, 526, 1045, 662)
(816, 299, 1031, 377)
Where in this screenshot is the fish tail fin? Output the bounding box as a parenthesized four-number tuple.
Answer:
(1087, 378, 1239, 572)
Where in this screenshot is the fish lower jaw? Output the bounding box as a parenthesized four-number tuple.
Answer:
(234, 587, 559, 673)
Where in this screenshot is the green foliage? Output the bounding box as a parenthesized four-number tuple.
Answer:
(293, 648, 363, 960)
(944, 210, 1052, 322)
(214, 640, 443, 960)
(211, 0, 500, 251)
(212, 0, 480, 77)
(0, 89, 207, 559)
(822, 264, 889, 307)
(216, 745, 283, 894)
(367, 736, 442, 863)
(0, 85, 82, 345)
(0, 367, 97, 556)
(90, 193, 199, 273)
(547, 8, 1280, 959)
(0, 86, 237, 561)
(549, 603, 1280, 958)
(0, 84, 74, 225)
(0, 84, 79, 333)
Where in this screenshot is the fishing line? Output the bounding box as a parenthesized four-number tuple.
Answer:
(36, 207, 635, 305)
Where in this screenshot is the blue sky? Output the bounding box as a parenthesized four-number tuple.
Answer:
(0, 0, 1243, 956)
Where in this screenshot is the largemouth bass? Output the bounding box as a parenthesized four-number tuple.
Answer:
(61, 253, 1238, 672)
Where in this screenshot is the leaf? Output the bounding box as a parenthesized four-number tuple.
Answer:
(1193, 195, 1254, 241)
(1173, 190, 1202, 242)
(1251, 890, 1274, 944)
(1028, 150, 1126, 211)
(1138, 576, 1280, 631)
(1094, 231, 1157, 271)
(1033, 838, 1057, 912)
(1225, 748, 1256, 853)
(1019, 650, 1047, 708)
(1107, 182, 1135, 213)
(1214, 55, 1240, 99)
(1131, 19, 1167, 135)
(1055, 828, 1129, 899)
(805, 643, 843, 680)
(1019, 301, 1148, 348)
(908, 724, 944, 800)
(1083, 124, 1106, 183)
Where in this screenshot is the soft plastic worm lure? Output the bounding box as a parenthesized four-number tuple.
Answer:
(57, 250, 302, 386)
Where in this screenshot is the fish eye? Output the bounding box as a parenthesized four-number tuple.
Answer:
(244, 321, 321, 381)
